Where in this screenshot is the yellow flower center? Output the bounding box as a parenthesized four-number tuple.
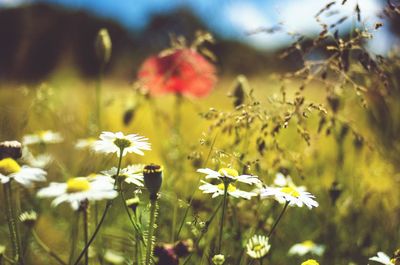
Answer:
(301, 259, 320, 265)
(113, 138, 132, 149)
(252, 243, 264, 252)
(66, 178, 90, 193)
(38, 130, 48, 138)
(281, 186, 300, 198)
(218, 168, 239, 177)
(302, 240, 315, 248)
(0, 158, 21, 175)
(217, 183, 237, 192)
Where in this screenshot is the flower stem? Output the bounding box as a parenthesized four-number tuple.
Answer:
(145, 198, 158, 265)
(83, 204, 89, 265)
(175, 132, 218, 239)
(182, 200, 223, 265)
(95, 65, 104, 131)
(3, 181, 23, 265)
(217, 182, 229, 254)
(73, 147, 124, 265)
(32, 229, 67, 265)
(268, 201, 289, 238)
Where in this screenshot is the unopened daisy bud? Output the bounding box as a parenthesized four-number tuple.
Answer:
(19, 210, 37, 227)
(212, 254, 225, 265)
(301, 259, 319, 265)
(126, 196, 140, 212)
(95, 28, 112, 66)
(143, 164, 163, 200)
(0, 140, 22, 160)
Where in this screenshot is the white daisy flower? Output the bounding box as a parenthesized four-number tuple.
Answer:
(102, 164, 144, 186)
(197, 168, 261, 185)
(93, 131, 151, 157)
(22, 147, 53, 168)
(260, 186, 319, 209)
(246, 235, 271, 259)
(199, 180, 257, 199)
(104, 250, 125, 264)
(0, 158, 47, 187)
(75, 137, 97, 149)
(22, 130, 63, 146)
(274, 172, 306, 190)
(369, 252, 395, 265)
(197, 167, 260, 200)
(37, 176, 117, 210)
(288, 240, 325, 256)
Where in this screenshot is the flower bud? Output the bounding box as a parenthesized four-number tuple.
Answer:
(143, 164, 163, 200)
(212, 254, 225, 265)
(19, 210, 37, 227)
(0, 140, 22, 160)
(95, 28, 112, 66)
(126, 196, 140, 212)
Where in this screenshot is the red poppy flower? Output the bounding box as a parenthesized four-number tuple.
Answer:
(137, 48, 217, 98)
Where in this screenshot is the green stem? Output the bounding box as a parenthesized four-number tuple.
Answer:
(119, 182, 146, 244)
(217, 183, 229, 254)
(182, 200, 223, 265)
(83, 204, 89, 265)
(73, 148, 124, 265)
(68, 212, 80, 265)
(95, 65, 104, 131)
(32, 230, 67, 265)
(3, 181, 23, 265)
(145, 198, 158, 265)
(268, 201, 289, 238)
(175, 133, 218, 239)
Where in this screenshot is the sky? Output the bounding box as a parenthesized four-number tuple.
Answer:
(0, 0, 395, 53)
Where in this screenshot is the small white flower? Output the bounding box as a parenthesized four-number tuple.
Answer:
(212, 254, 225, 265)
(197, 168, 261, 185)
(246, 235, 271, 259)
(369, 252, 395, 265)
(274, 173, 306, 190)
(260, 186, 318, 209)
(37, 176, 117, 210)
(0, 158, 47, 187)
(22, 147, 53, 168)
(23, 130, 63, 145)
(104, 250, 125, 264)
(102, 164, 144, 186)
(75, 137, 97, 149)
(197, 167, 260, 200)
(288, 240, 325, 256)
(93, 131, 151, 157)
(199, 180, 257, 199)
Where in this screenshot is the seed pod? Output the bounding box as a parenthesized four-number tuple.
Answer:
(0, 140, 22, 160)
(143, 164, 163, 200)
(95, 28, 112, 66)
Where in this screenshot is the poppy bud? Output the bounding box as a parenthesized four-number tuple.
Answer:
(95, 28, 112, 66)
(0, 140, 22, 160)
(143, 164, 163, 200)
